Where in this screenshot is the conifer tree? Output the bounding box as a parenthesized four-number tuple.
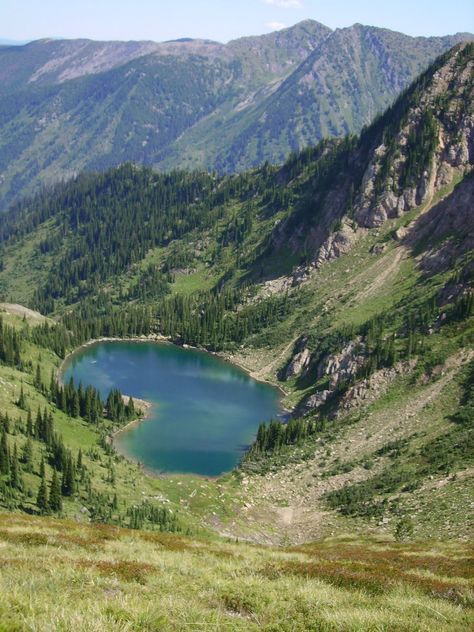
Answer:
(49, 469, 62, 512)
(49, 369, 56, 401)
(0, 431, 10, 476)
(17, 385, 26, 410)
(34, 363, 42, 390)
(26, 409, 33, 436)
(71, 390, 80, 418)
(22, 437, 34, 472)
(37, 464, 49, 514)
(10, 443, 21, 489)
(61, 453, 76, 497)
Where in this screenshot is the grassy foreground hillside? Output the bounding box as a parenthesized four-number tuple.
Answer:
(0, 511, 473, 631)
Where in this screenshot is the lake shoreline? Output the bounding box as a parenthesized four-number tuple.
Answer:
(58, 334, 289, 399)
(58, 335, 292, 477)
(112, 395, 154, 440)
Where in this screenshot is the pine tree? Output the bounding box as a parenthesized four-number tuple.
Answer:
(49, 469, 62, 512)
(34, 363, 42, 390)
(72, 390, 80, 418)
(17, 385, 26, 410)
(36, 407, 46, 442)
(49, 369, 56, 401)
(126, 396, 135, 418)
(0, 431, 10, 476)
(0, 412, 10, 433)
(37, 467, 49, 514)
(10, 443, 21, 489)
(22, 437, 34, 472)
(26, 409, 33, 436)
(61, 453, 76, 496)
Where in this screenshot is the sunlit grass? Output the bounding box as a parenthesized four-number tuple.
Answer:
(0, 513, 472, 631)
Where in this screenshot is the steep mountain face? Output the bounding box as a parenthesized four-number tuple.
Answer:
(196, 26, 471, 172)
(268, 42, 474, 271)
(0, 21, 471, 210)
(1, 45, 472, 308)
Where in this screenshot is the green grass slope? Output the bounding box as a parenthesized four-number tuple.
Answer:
(0, 512, 472, 631)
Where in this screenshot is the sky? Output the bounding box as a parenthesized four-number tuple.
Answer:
(1, 0, 473, 43)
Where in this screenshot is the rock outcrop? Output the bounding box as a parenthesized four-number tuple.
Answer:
(266, 43, 473, 282)
(297, 338, 366, 413)
(284, 344, 312, 380)
(353, 44, 474, 229)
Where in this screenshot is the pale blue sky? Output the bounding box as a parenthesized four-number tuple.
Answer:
(1, 0, 473, 43)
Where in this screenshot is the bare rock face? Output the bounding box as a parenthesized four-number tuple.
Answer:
(258, 276, 293, 298)
(303, 389, 331, 412)
(314, 223, 359, 267)
(285, 347, 312, 379)
(407, 170, 474, 276)
(370, 243, 387, 255)
(299, 338, 366, 413)
(354, 46, 474, 230)
(336, 361, 415, 415)
(317, 338, 366, 384)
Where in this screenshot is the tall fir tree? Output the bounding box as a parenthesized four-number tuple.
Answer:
(17, 385, 26, 410)
(10, 443, 21, 489)
(26, 409, 33, 436)
(0, 431, 10, 476)
(22, 437, 34, 473)
(37, 467, 49, 514)
(49, 469, 62, 513)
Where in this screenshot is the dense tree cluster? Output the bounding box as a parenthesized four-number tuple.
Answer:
(2, 164, 269, 310)
(128, 500, 181, 532)
(105, 389, 137, 424)
(0, 317, 21, 367)
(157, 289, 292, 350)
(53, 377, 104, 424)
(245, 417, 316, 458)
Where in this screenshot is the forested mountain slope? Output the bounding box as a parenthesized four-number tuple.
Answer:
(0, 20, 471, 209)
(0, 44, 472, 546)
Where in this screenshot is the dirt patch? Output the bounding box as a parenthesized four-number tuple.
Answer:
(0, 303, 52, 324)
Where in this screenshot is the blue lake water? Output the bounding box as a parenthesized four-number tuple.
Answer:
(62, 341, 282, 476)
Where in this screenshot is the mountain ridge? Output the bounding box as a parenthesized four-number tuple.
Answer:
(0, 21, 472, 209)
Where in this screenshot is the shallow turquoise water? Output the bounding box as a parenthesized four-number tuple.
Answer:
(62, 341, 281, 476)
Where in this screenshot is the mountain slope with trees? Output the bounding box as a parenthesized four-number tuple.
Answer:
(0, 21, 471, 209)
(0, 44, 472, 546)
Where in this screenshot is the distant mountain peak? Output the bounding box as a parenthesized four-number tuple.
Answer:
(0, 27, 472, 209)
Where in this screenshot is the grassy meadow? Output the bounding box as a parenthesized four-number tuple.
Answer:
(0, 511, 472, 631)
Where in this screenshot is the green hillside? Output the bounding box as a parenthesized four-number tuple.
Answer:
(0, 44, 471, 553)
(0, 512, 473, 631)
(0, 21, 471, 209)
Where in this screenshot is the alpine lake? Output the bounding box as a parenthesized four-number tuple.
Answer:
(61, 341, 282, 477)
